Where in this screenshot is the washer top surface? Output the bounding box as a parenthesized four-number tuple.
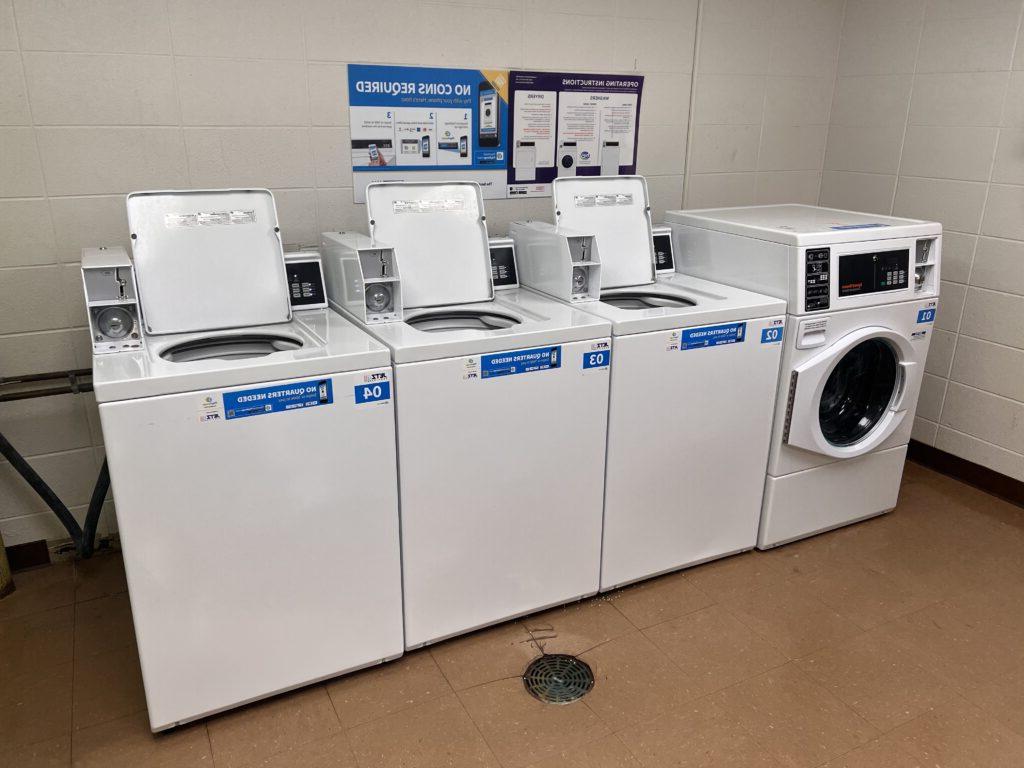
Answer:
(357, 287, 612, 364)
(666, 204, 940, 246)
(580, 273, 786, 336)
(127, 189, 292, 335)
(93, 309, 391, 402)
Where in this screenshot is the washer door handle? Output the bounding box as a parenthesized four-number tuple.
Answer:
(891, 360, 917, 412)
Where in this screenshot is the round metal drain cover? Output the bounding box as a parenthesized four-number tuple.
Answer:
(523, 654, 594, 704)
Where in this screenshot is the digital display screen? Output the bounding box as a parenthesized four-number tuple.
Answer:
(838, 249, 909, 297)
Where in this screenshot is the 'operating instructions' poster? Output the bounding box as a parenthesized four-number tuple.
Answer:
(348, 64, 510, 202)
(507, 71, 644, 198)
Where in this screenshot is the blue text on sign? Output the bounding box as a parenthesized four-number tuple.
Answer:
(223, 379, 333, 420)
(480, 345, 561, 379)
(679, 322, 746, 351)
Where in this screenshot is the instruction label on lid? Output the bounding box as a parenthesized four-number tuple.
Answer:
(164, 210, 257, 228)
(478, 345, 561, 379)
(392, 198, 466, 214)
(573, 193, 634, 208)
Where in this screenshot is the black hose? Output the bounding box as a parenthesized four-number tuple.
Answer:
(0, 429, 84, 546)
(0, 430, 109, 559)
(80, 459, 110, 559)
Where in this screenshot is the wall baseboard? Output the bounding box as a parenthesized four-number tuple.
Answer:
(908, 439, 1024, 510)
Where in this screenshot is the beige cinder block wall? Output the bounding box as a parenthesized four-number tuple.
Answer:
(683, 0, 846, 207)
(820, 0, 1024, 481)
(0, 0, 698, 545)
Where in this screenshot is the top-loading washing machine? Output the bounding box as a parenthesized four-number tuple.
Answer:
(666, 204, 941, 548)
(510, 176, 787, 590)
(85, 189, 403, 731)
(321, 181, 612, 649)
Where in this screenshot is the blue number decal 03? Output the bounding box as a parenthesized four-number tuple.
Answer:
(583, 350, 610, 369)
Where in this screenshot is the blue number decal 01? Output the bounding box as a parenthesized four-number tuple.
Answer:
(917, 308, 936, 324)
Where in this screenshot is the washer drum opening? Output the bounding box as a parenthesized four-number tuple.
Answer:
(818, 338, 900, 447)
(406, 310, 521, 332)
(601, 291, 695, 310)
(160, 334, 304, 363)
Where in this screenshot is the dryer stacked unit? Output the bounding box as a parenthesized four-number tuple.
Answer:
(666, 204, 941, 548)
(511, 177, 787, 589)
(321, 181, 613, 648)
(87, 190, 404, 731)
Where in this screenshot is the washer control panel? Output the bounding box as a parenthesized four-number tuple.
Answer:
(804, 248, 830, 311)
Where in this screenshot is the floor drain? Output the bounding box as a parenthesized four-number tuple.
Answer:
(523, 654, 594, 704)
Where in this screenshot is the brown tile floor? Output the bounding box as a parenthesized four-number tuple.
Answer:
(3, 461, 1024, 767)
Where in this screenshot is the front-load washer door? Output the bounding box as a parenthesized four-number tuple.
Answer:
(785, 327, 920, 459)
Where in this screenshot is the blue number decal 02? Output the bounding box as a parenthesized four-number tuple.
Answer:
(583, 351, 610, 369)
(760, 326, 783, 344)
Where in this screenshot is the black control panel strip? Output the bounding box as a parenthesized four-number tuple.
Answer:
(804, 248, 830, 311)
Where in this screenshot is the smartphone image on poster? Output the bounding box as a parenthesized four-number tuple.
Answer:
(421, 135, 430, 158)
(368, 143, 380, 164)
(459, 135, 468, 157)
(478, 81, 499, 148)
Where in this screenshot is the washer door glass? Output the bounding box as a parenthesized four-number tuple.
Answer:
(819, 338, 899, 447)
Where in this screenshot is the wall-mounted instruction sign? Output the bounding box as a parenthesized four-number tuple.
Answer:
(348, 64, 510, 202)
(507, 71, 644, 198)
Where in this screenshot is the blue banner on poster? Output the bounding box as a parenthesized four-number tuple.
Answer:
(679, 322, 746, 351)
(348, 64, 509, 200)
(223, 379, 333, 420)
(480, 346, 561, 378)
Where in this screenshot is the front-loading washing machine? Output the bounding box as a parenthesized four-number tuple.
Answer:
(321, 181, 612, 649)
(666, 204, 941, 547)
(511, 176, 786, 590)
(86, 189, 403, 731)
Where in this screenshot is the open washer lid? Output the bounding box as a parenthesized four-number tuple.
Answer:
(552, 176, 656, 289)
(366, 181, 493, 309)
(127, 189, 291, 335)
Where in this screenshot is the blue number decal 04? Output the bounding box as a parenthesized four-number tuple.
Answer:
(354, 381, 391, 404)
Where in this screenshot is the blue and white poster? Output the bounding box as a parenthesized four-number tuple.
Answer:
(348, 64, 510, 202)
(507, 71, 644, 198)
